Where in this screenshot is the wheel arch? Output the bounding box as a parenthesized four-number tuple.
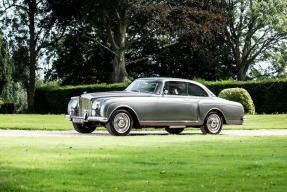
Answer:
(108, 106, 141, 128)
(204, 108, 227, 124)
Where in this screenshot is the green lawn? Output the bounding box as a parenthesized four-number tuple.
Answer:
(0, 135, 286, 192)
(0, 114, 287, 130)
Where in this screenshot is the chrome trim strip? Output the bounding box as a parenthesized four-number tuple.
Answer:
(65, 115, 108, 123)
(140, 120, 201, 126)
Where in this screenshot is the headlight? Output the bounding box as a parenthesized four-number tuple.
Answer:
(68, 99, 78, 114)
(70, 100, 78, 109)
(92, 100, 101, 110)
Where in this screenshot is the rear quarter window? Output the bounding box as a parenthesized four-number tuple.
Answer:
(188, 83, 208, 97)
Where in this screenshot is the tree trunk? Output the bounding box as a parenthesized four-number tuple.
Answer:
(111, 49, 128, 82)
(27, 0, 36, 112)
(237, 62, 249, 81)
(109, 17, 128, 83)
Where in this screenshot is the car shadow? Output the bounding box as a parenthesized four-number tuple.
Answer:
(128, 131, 203, 136)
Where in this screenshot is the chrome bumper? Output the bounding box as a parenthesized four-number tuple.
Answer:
(65, 115, 108, 123)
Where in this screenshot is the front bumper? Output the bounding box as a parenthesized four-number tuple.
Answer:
(65, 115, 108, 124)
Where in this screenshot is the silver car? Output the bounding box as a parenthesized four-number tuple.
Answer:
(65, 77, 245, 136)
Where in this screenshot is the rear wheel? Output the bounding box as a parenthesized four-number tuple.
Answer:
(105, 109, 133, 136)
(73, 123, 96, 133)
(202, 112, 223, 134)
(165, 127, 184, 134)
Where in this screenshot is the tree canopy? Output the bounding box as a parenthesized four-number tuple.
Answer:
(47, 0, 226, 83)
(224, 0, 287, 80)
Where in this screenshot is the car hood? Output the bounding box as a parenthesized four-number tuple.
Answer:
(80, 91, 154, 100)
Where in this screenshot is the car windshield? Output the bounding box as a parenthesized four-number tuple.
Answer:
(126, 80, 161, 93)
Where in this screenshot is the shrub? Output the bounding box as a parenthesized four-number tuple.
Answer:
(218, 88, 255, 114)
(0, 99, 16, 114)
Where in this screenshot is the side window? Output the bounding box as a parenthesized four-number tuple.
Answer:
(163, 81, 187, 96)
(188, 83, 208, 97)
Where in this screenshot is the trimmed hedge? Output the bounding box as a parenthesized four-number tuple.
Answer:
(0, 99, 16, 114)
(204, 79, 287, 114)
(35, 83, 128, 114)
(35, 79, 287, 114)
(218, 88, 255, 114)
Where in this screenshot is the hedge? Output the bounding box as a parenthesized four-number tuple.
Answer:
(0, 99, 16, 114)
(35, 83, 128, 114)
(34, 79, 287, 114)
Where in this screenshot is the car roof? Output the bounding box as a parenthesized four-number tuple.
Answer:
(136, 77, 216, 97)
(137, 77, 199, 84)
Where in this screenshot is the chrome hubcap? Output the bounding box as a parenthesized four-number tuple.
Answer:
(206, 114, 221, 133)
(113, 113, 130, 133)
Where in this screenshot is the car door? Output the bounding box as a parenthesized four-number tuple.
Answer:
(156, 81, 199, 121)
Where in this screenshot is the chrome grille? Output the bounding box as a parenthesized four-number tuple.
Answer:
(79, 97, 91, 116)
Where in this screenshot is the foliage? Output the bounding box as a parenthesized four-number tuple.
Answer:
(205, 79, 287, 114)
(0, 37, 13, 94)
(251, 43, 287, 79)
(1, 81, 27, 113)
(218, 88, 255, 114)
(48, 0, 225, 83)
(129, 34, 236, 81)
(45, 26, 113, 85)
(0, 136, 287, 191)
(0, 0, 66, 112)
(0, 100, 16, 114)
(224, 0, 287, 80)
(35, 83, 128, 114)
(34, 79, 287, 114)
(36, 79, 59, 88)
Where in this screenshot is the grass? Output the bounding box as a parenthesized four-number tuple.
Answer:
(0, 135, 286, 192)
(0, 114, 71, 130)
(0, 114, 287, 131)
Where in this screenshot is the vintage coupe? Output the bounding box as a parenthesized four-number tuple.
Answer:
(65, 77, 245, 136)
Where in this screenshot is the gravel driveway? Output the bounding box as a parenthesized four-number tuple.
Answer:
(1, 129, 287, 137)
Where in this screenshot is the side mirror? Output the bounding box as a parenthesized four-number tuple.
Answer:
(163, 89, 169, 95)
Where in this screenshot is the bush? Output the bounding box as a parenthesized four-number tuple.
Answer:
(0, 99, 16, 114)
(34, 79, 287, 114)
(218, 88, 255, 114)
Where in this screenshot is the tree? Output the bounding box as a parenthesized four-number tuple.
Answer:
(48, 0, 225, 83)
(128, 33, 236, 81)
(224, 0, 287, 80)
(0, 36, 13, 94)
(45, 25, 113, 85)
(249, 42, 287, 79)
(0, 0, 66, 112)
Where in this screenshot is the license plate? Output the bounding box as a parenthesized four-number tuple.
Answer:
(72, 118, 84, 123)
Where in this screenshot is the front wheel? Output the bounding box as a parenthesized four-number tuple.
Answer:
(165, 127, 184, 134)
(202, 112, 223, 134)
(73, 123, 96, 133)
(105, 109, 133, 136)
